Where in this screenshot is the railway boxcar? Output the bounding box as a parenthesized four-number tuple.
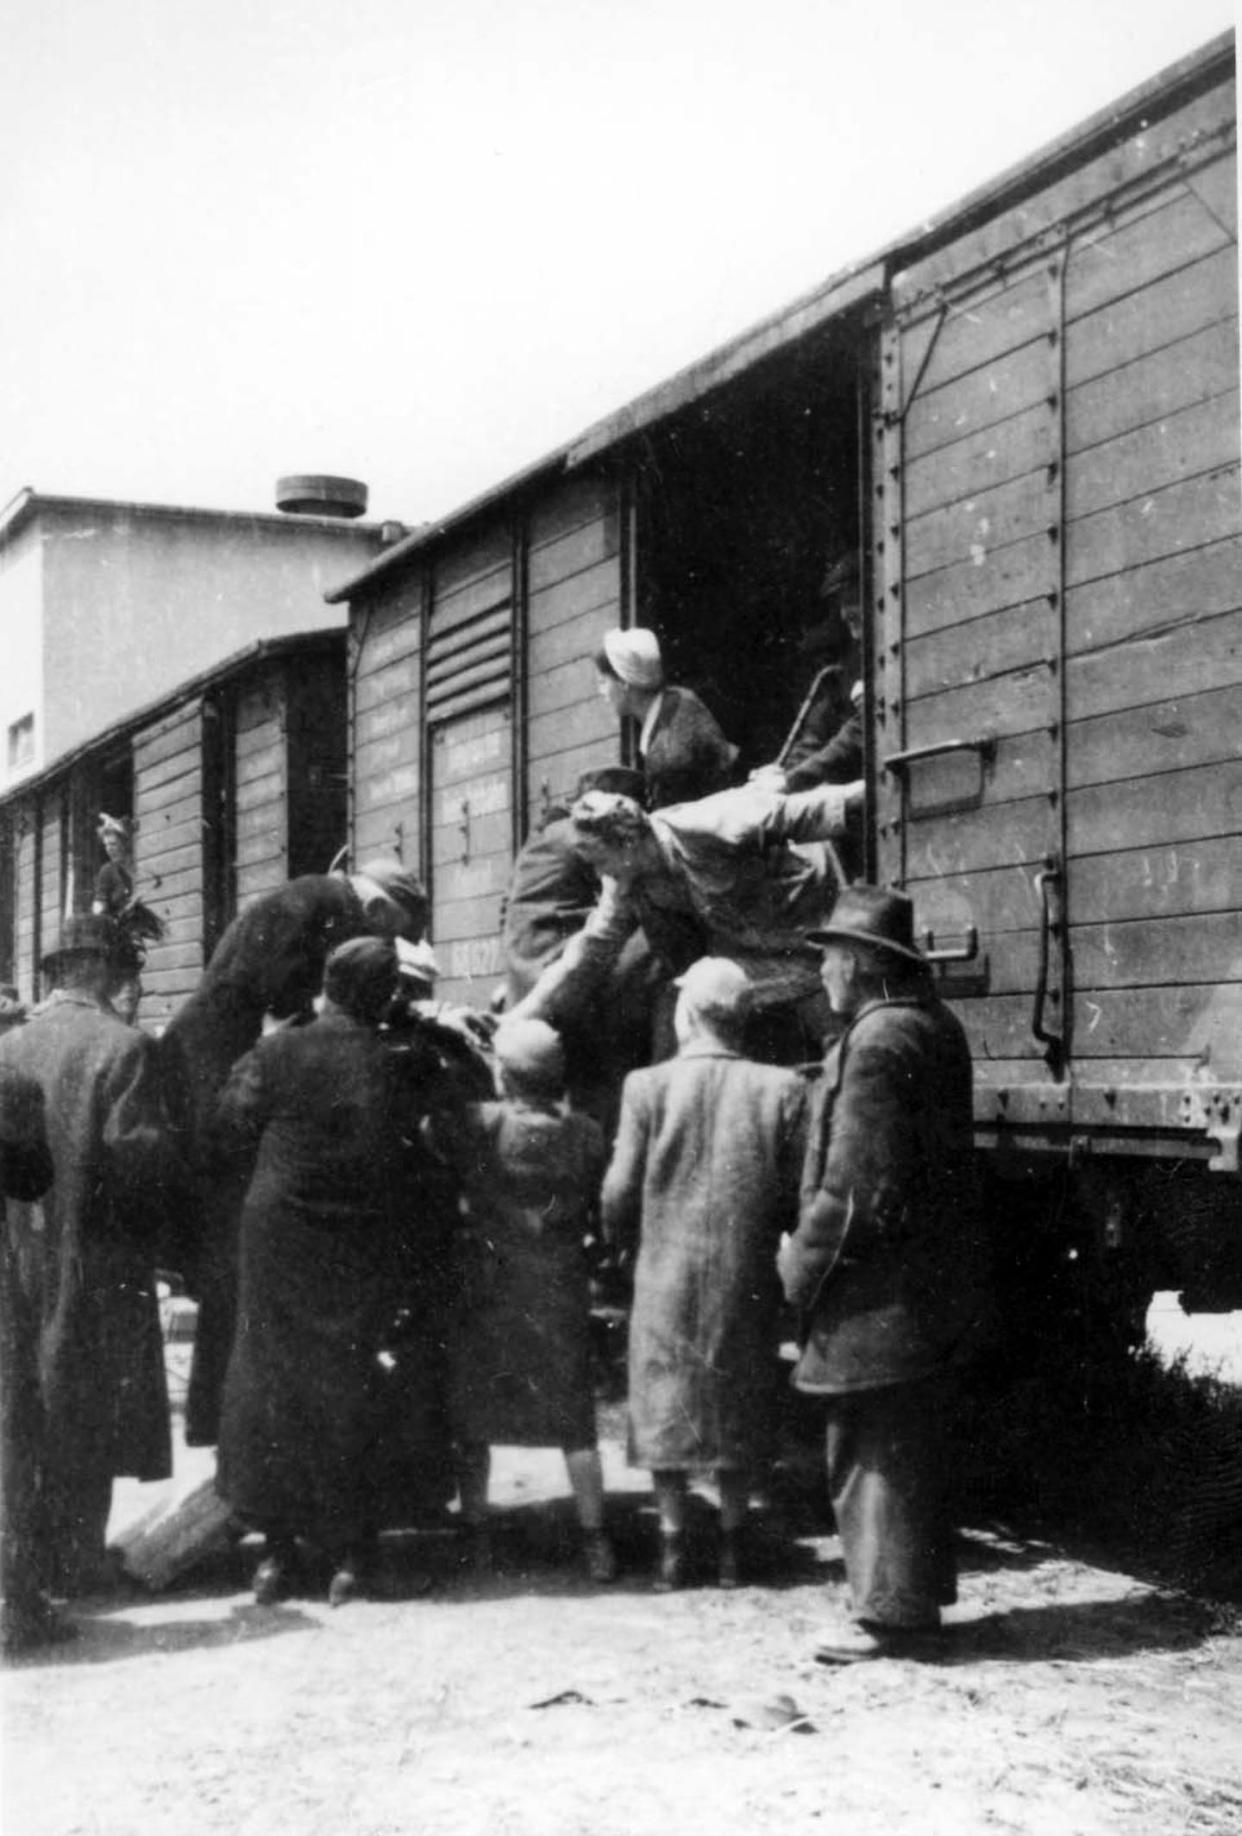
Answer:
(0, 632, 348, 1030)
(333, 33, 1239, 1311)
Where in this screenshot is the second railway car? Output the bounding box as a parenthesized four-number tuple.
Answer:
(332, 34, 1240, 1314)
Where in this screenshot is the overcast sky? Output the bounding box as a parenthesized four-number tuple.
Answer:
(2, 0, 1235, 528)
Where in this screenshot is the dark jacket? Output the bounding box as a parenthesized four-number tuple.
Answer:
(161, 873, 371, 1143)
(603, 1042, 808, 1467)
(0, 995, 179, 1479)
(215, 1012, 423, 1536)
(0, 1064, 52, 1207)
(503, 818, 601, 1004)
(643, 686, 739, 809)
(780, 991, 986, 1394)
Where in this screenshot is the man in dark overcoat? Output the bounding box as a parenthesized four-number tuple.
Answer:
(0, 1033, 56, 1652)
(161, 856, 428, 1444)
(602, 957, 809, 1588)
(0, 915, 182, 1604)
(778, 886, 990, 1661)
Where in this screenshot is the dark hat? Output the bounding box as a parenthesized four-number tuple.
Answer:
(41, 913, 123, 975)
(323, 935, 400, 1025)
(354, 858, 428, 936)
(807, 885, 926, 964)
(575, 765, 647, 802)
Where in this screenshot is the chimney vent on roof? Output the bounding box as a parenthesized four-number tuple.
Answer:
(276, 475, 368, 519)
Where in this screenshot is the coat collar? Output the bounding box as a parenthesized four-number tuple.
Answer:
(677, 1038, 742, 1061)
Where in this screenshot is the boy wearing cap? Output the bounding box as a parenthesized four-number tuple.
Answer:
(602, 958, 808, 1588)
(594, 627, 738, 810)
(778, 886, 989, 1660)
(433, 1018, 617, 1583)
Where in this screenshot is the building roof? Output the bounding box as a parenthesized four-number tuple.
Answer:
(0, 487, 391, 555)
(326, 27, 1235, 606)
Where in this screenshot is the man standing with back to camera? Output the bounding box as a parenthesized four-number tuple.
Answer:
(160, 856, 429, 1446)
(778, 885, 990, 1662)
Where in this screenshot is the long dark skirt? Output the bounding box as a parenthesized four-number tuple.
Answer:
(218, 1204, 392, 1548)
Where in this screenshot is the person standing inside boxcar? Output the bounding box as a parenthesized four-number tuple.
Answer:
(161, 856, 428, 1447)
(594, 628, 739, 810)
(601, 958, 808, 1589)
(778, 886, 989, 1661)
(215, 937, 421, 1607)
(0, 1004, 57, 1653)
(0, 916, 180, 1607)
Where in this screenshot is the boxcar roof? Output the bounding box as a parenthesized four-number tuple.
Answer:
(0, 629, 345, 810)
(326, 28, 1235, 606)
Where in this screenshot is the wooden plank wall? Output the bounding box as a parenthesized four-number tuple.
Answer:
(892, 248, 1063, 1084)
(14, 808, 37, 1003)
(1061, 142, 1241, 1089)
(352, 571, 424, 871)
(233, 666, 289, 910)
(524, 473, 623, 831)
(134, 699, 205, 1031)
(889, 76, 1240, 1115)
(426, 524, 513, 1003)
(37, 791, 64, 984)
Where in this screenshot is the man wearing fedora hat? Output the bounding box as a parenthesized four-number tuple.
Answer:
(778, 885, 990, 1661)
(0, 914, 180, 1608)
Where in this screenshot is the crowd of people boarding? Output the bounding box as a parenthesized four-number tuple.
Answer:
(0, 597, 992, 1666)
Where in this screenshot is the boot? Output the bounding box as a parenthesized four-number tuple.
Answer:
(583, 1529, 618, 1584)
(653, 1531, 686, 1592)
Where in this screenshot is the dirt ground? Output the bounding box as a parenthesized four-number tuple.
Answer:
(4, 1416, 1242, 1836)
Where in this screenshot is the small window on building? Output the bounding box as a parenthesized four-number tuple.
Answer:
(7, 715, 34, 771)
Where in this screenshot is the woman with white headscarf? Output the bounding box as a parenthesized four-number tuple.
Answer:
(594, 627, 738, 810)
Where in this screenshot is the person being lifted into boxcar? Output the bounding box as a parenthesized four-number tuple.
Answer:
(594, 627, 739, 810)
(430, 1018, 617, 1584)
(602, 958, 808, 1590)
(0, 1007, 57, 1653)
(502, 765, 674, 1129)
(506, 776, 862, 1066)
(161, 855, 429, 1447)
(777, 886, 991, 1662)
(214, 936, 425, 1607)
(0, 916, 182, 1610)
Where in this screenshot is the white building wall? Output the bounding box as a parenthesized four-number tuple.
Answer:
(38, 504, 379, 767)
(0, 527, 45, 790)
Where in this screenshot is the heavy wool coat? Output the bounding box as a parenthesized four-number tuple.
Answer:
(438, 1098, 606, 1449)
(641, 686, 739, 810)
(0, 996, 179, 1484)
(0, 1062, 54, 1608)
(215, 1012, 425, 1542)
(602, 1043, 808, 1470)
(780, 991, 988, 1393)
(160, 873, 375, 1443)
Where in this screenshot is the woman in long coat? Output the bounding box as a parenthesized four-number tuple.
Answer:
(215, 936, 419, 1606)
(601, 958, 808, 1588)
